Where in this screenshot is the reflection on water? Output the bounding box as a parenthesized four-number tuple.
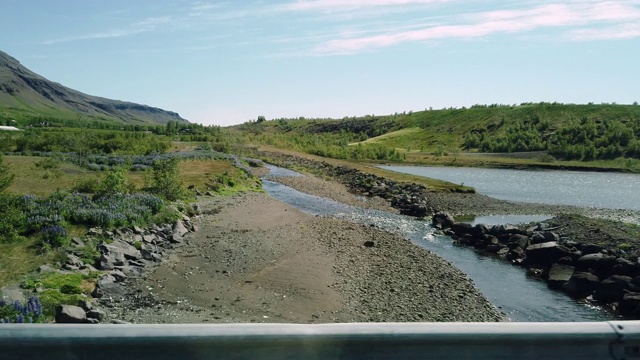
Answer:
(382, 165, 640, 210)
(261, 167, 614, 322)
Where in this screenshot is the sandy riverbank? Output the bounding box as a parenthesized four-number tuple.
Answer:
(108, 191, 502, 323)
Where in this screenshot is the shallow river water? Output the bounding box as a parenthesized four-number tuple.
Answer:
(381, 165, 640, 211)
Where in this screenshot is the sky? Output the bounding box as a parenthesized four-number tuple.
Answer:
(1, 0, 640, 126)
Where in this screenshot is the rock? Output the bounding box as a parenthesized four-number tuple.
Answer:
(542, 231, 560, 242)
(151, 253, 163, 262)
(71, 237, 85, 247)
(66, 254, 84, 267)
(524, 242, 572, 266)
(449, 222, 474, 236)
(363, 241, 375, 248)
(38, 265, 55, 273)
(619, 292, 640, 316)
(580, 244, 603, 255)
(563, 272, 600, 298)
(97, 253, 125, 270)
(111, 319, 131, 324)
(507, 234, 529, 250)
(77, 299, 93, 311)
(55, 305, 87, 323)
(547, 264, 575, 289)
(530, 232, 547, 245)
(0, 285, 26, 304)
(110, 270, 127, 282)
(86, 309, 106, 321)
(170, 233, 184, 243)
(132, 225, 144, 234)
(87, 227, 102, 236)
(594, 275, 634, 303)
(96, 282, 127, 299)
(205, 191, 214, 196)
(576, 253, 617, 272)
(140, 248, 155, 260)
(191, 203, 202, 215)
(612, 258, 637, 277)
(486, 244, 504, 253)
(432, 212, 455, 229)
(142, 234, 157, 244)
(173, 220, 189, 237)
(91, 287, 104, 298)
(85, 318, 100, 324)
(99, 240, 141, 261)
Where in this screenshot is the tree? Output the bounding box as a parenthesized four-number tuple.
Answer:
(257, 116, 266, 123)
(150, 159, 186, 201)
(0, 153, 14, 192)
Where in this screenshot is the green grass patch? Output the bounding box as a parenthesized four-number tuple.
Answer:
(20, 272, 98, 316)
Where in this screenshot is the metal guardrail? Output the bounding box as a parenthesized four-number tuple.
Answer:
(2, 321, 640, 360)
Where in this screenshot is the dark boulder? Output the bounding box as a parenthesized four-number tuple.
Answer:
(580, 244, 603, 255)
(619, 293, 640, 316)
(594, 275, 634, 304)
(548, 263, 575, 289)
(507, 234, 529, 250)
(563, 272, 600, 298)
(612, 258, 637, 277)
(55, 305, 87, 323)
(576, 253, 617, 272)
(524, 242, 573, 266)
(450, 222, 474, 236)
(432, 212, 454, 229)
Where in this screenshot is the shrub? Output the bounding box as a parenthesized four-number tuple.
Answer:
(97, 167, 130, 197)
(150, 159, 186, 201)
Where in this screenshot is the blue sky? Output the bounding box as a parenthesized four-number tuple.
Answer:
(1, 0, 640, 125)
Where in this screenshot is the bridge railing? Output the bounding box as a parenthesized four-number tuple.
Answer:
(2, 321, 640, 359)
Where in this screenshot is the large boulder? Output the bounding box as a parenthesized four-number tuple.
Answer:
(580, 244, 603, 255)
(524, 242, 573, 266)
(173, 220, 189, 238)
(547, 263, 575, 289)
(507, 234, 529, 250)
(450, 223, 474, 237)
(98, 240, 140, 261)
(55, 305, 87, 323)
(593, 275, 634, 304)
(619, 292, 640, 317)
(575, 253, 617, 272)
(432, 212, 455, 229)
(563, 272, 600, 298)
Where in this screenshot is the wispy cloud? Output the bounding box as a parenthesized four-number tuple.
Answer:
(309, 1, 640, 54)
(284, 0, 454, 11)
(42, 16, 172, 45)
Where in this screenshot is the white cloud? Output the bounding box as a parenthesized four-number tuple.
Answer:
(309, 1, 640, 54)
(42, 16, 173, 45)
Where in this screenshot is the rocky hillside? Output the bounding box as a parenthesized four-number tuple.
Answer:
(0, 50, 188, 125)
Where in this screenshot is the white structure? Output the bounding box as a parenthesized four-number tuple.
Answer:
(0, 126, 21, 131)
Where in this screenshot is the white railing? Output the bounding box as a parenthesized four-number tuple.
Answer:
(2, 321, 640, 359)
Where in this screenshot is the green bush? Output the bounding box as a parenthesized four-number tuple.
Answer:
(150, 159, 187, 201)
(96, 167, 130, 197)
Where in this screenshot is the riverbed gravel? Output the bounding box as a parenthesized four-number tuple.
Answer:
(109, 192, 502, 323)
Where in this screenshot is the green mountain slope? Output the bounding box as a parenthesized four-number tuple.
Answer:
(238, 102, 640, 161)
(0, 50, 188, 126)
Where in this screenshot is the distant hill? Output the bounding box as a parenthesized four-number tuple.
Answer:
(0, 50, 188, 125)
(239, 102, 640, 161)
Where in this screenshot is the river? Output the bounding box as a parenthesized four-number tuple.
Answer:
(262, 165, 614, 322)
(381, 165, 640, 211)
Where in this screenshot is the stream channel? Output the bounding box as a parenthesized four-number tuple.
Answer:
(261, 165, 614, 322)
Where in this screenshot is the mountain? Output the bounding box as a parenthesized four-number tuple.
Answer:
(0, 50, 188, 125)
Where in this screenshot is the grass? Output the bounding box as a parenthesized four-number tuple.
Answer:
(0, 238, 63, 288)
(179, 159, 263, 195)
(4, 156, 97, 196)
(20, 272, 99, 317)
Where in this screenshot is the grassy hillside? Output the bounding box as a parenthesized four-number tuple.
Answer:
(234, 103, 640, 169)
